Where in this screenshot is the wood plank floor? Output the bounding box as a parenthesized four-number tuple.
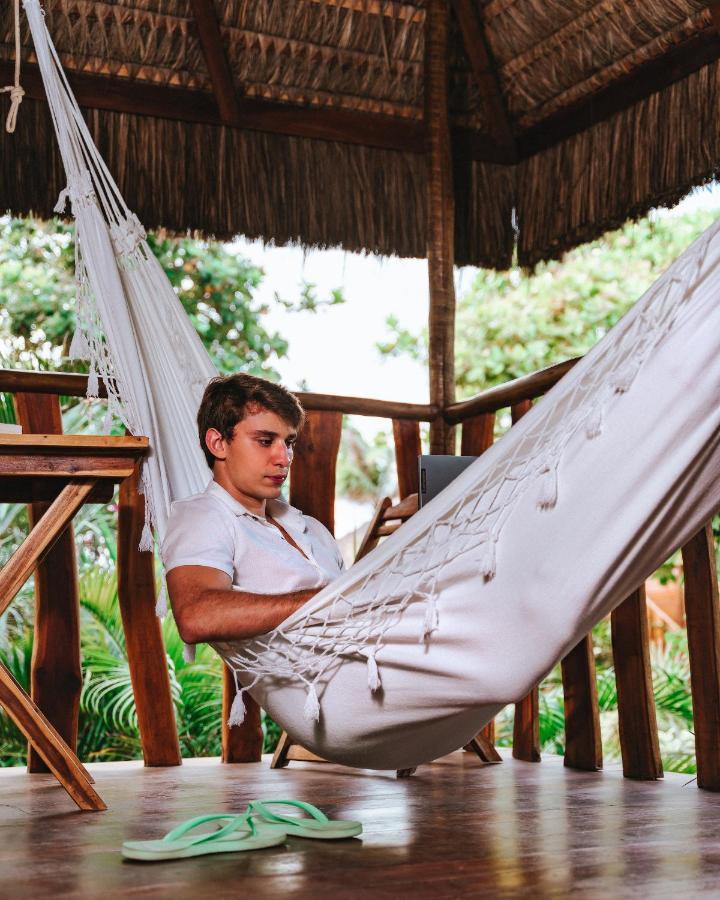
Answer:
(1, 750, 720, 898)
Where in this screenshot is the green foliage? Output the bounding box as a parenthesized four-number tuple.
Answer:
(336, 419, 395, 502)
(378, 210, 720, 398)
(0, 216, 344, 379)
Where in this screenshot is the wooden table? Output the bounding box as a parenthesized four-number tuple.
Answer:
(0, 434, 149, 811)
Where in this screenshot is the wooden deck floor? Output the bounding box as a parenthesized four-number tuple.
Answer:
(1, 750, 720, 898)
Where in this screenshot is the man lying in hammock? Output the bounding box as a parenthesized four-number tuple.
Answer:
(161, 374, 345, 645)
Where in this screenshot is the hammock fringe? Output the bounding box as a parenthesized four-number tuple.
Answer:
(303, 683, 321, 722)
(228, 689, 246, 727)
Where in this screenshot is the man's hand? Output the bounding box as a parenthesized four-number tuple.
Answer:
(167, 565, 320, 644)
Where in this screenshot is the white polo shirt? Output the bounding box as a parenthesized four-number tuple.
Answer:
(161, 480, 344, 594)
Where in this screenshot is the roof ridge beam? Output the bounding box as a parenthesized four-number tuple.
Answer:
(189, 0, 242, 127)
(449, 0, 517, 161)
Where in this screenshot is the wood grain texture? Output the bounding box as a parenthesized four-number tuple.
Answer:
(4, 752, 720, 892)
(450, 0, 516, 158)
(445, 358, 580, 422)
(561, 634, 603, 772)
(611, 586, 663, 781)
(117, 463, 182, 768)
(512, 686, 541, 763)
(0, 663, 105, 811)
(221, 664, 263, 763)
(289, 410, 343, 533)
(189, 0, 242, 127)
(0, 480, 94, 619)
(682, 524, 720, 790)
(13, 393, 82, 774)
(509, 398, 540, 762)
(392, 419, 421, 499)
(460, 411, 495, 456)
(425, 0, 457, 455)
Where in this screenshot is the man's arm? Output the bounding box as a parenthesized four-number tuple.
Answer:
(167, 565, 320, 644)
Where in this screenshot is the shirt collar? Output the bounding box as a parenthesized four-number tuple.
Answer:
(205, 480, 307, 533)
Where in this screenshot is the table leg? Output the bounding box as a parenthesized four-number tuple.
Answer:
(0, 662, 105, 811)
(0, 480, 94, 618)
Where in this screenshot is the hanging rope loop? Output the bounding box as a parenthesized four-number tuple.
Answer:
(2, 0, 24, 133)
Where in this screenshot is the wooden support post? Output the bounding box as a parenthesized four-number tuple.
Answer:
(509, 399, 540, 761)
(460, 411, 495, 457)
(222, 665, 262, 763)
(117, 463, 182, 767)
(290, 410, 343, 531)
(0, 663, 105, 811)
(461, 410, 497, 747)
(611, 585, 663, 780)
(512, 685, 541, 762)
(392, 419, 421, 499)
(682, 524, 720, 790)
(425, 0, 457, 455)
(13, 393, 82, 773)
(561, 634, 603, 771)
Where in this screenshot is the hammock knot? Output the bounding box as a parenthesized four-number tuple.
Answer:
(154, 581, 168, 619)
(4, 84, 23, 133)
(86, 364, 99, 398)
(421, 597, 439, 641)
(227, 689, 247, 727)
(139, 521, 154, 552)
(585, 404, 604, 440)
(366, 650, 381, 692)
(111, 214, 147, 259)
(478, 537, 497, 581)
(303, 683, 321, 723)
(537, 459, 558, 510)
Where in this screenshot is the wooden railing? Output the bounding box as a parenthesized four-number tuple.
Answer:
(2, 366, 720, 789)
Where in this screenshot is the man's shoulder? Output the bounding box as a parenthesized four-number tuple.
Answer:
(168, 487, 235, 524)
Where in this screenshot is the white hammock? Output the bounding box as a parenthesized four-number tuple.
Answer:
(22, 0, 720, 769)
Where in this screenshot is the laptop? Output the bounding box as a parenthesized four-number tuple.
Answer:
(418, 455, 478, 508)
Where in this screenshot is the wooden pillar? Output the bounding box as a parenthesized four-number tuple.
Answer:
(682, 524, 720, 790)
(392, 419, 421, 499)
(509, 399, 541, 761)
(611, 585, 663, 780)
(561, 634, 603, 771)
(117, 462, 182, 766)
(13, 392, 82, 774)
(425, 0, 456, 455)
(462, 411, 496, 745)
(290, 410, 343, 531)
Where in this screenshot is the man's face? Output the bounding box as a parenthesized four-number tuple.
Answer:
(205, 406, 298, 508)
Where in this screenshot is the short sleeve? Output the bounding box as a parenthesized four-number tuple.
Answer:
(161, 496, 236, 576)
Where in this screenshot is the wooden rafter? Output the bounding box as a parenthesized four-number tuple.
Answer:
(449, 0, 516, 160)
(189, 0, 242, 127)
(3, 22, 720, 164)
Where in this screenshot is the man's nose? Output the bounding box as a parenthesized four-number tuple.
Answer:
(273, 442, 290, 467)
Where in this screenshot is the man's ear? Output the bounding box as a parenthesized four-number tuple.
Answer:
(205, 427, 226, 462)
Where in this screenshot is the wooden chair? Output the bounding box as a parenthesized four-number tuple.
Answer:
(270, 489, 501, 771)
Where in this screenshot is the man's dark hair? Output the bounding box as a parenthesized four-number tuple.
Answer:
(197, 373, 305, 469)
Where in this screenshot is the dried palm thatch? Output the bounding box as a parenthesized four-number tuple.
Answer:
(0, 0, 718, 268)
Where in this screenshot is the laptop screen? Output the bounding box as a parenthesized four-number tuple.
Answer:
(418, 455, 478, 507)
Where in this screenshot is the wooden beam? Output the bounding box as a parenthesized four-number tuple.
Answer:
(117, 461, 182, 768)
(445, 358, 580, 423)
(392, 419, 422, 498)
(561, 634, 603, 772)
(682, 524, 720, 790)
(289, 411, 343, 532)
(3, 25, 720, 164)
(450, 0, 516, 160)
(189, 0, 242, 128)
(13, 393, 82, 775)
(611, 586, 663, 781)
(425, 0, 457, 455)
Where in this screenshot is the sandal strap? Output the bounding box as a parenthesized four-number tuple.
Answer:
(163, 813, 255, 846)
(249, 799, 330, 825)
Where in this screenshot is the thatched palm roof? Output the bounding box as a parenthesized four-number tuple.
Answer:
(1, 0, 718, 267)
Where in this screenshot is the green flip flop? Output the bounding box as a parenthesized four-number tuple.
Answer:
(121, 812, 286, 862)
(247, 799, 362, 840)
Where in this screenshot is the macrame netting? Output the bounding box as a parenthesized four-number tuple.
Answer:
(21, 0, 720, 768)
